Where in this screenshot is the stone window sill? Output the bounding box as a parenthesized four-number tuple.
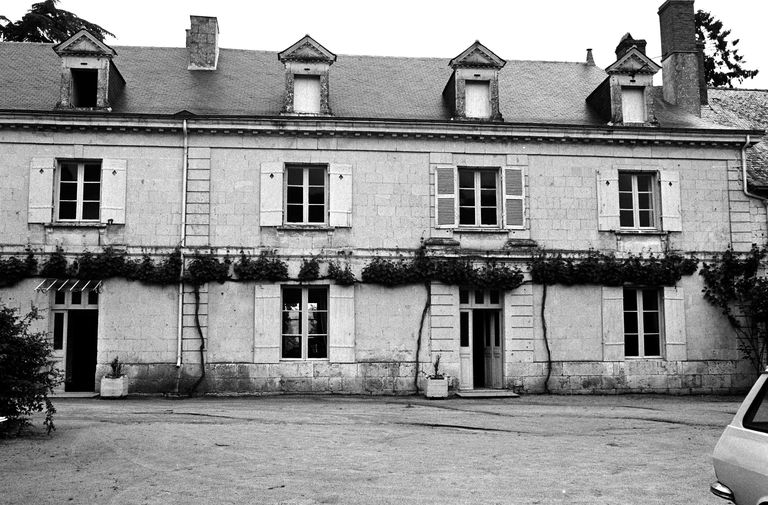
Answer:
(44, 222, 108, 230)
(454, 228, 510, 234)
(276, 225, 335, 231)
(614, 229, 668, 236)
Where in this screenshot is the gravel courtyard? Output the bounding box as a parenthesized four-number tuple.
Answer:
(0, 394, 743, 505)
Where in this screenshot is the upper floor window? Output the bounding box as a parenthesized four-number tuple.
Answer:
(293, 75, 321, 114)
(623, 287, 662, 358)
(618, 172, 656, 229)
(57, 161, 101, 221)
(621, 87, 646, 123)
(285, 165, 326, 224)
(281, 286, 328, 360)
(71, 69, 99, 108)
(459, 168, 498, 226)
(465, 81, 491, 119)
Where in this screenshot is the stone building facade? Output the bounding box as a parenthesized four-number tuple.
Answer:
(0, 0, 765, 395)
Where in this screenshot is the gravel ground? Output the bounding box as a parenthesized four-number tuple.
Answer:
(0, 394, 744, 505)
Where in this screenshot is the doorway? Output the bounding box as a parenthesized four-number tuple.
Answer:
(51, 288, 99, 392)
(459, 289, 503, 390)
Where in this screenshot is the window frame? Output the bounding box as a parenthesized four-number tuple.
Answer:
(618, 171, 658, 230)
(743, 378, 768, 434)
(55, 160, 102, 222)
(457, 167, 501, 228)
(623, 287, 663, 359)
(283, 164, 328, 226)
(280, 285, 329, 361)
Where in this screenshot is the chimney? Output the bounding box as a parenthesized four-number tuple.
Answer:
(615, 33, 647, 59)
(186, 15, 219, 71)
(658, 0, 701, 116)
(586, 48, 595, 66)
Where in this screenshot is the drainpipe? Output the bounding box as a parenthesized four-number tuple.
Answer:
(741, 135, 762, 200)
(176, 119, 189, 369)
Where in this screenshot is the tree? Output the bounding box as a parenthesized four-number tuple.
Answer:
(0, 304, 60, 435)
(695, 9, 759, 88)
(700, 245, 768, 374)
(0, 0, 113, 44)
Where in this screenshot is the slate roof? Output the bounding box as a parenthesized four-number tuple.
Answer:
(0, 41, 749, 131)
(703, 88, 768, 187)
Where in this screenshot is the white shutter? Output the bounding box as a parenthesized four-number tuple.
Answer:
(101, 159, 127, 224)
(597, 168, 620, 231)
(293, 75, 321, 114)
(502, 167, 524, 228)
(28, 157, 55, 223)
(659, 170, 682, 232)
(260, 162, 284, 227)
(465, 81, 490, 118)
(329, 284, 355, 362)
(663, 286, 687, 361)
(253, 284, 281, 363)
(328, 163, 352, 227)
(435, 165, 457, 228)
(602, 286, 624, 361)
(621, 87, 646, 123)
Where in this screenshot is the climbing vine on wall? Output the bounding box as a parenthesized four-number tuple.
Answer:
(0, 251, 37, 288)
(233, 251, 289, 282)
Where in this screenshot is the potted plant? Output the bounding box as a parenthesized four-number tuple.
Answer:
(424, 354, 449, 399)
(100, 357, 129, 398)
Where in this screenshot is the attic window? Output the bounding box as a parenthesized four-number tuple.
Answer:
(71, 69, 98, 108)
(621, 87, 646, 123)
(465, 81, 490, 118)
(293, 75, 321, 114)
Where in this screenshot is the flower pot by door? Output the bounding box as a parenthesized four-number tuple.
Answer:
(100, 376, 129, 398)
(425, 377, 448, 399)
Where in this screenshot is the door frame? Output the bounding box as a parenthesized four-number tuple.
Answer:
(50, 288, 100, 392)
(459, 288, 503, 390)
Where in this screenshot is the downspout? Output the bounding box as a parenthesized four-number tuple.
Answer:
(742, 135, 762, 200)
(176, 119, 189, 369)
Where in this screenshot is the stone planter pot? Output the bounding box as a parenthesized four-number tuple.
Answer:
(424, 377, 449, 399)
(100, 376, 129, 398)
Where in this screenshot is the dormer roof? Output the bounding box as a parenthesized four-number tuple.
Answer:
(605, 47, 661, 75)
(449, 41, 505, 69)
(53, 29, 116, 57)
(278, 35, 336, 64)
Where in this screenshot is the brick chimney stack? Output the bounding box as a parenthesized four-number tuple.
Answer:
(615, 33, 647, 60)
(658, 0, 701, 116)
(187, 16, 219, 71)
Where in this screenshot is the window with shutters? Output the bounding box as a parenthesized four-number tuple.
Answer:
(285, 165, 327, 224)
(618, 171, 657, 229)
(623, 287, 663, 358)
(281, 286, 328, 360)
(459, 168, 499, 226)
(56, 160, 101, 221)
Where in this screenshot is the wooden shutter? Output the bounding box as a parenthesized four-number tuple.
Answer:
(260, 162, 284, 226)
(329, 284, 355, 362)
(293, 75, 321, 114)
(253, 284, 281, 363)
(503, 167, 524, 228)
(465, 81, 490, 118)
(101, 159, 127, 224)
(435, 165, 457, 228)
(597, 168, 620, 231)
(621, 87, 646, 123)
(602, 286, 625, 361)
(659, 170, 682, 232)
(328, 163, 352, 227)
(28, 157, 55, 223)
(663, 286, 687, 361)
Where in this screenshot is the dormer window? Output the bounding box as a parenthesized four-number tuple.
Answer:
(278, 35, 336, 116)
(53, 29, 124, 110)
(621, 86, 646, 123)
(444, 41, 505, 121)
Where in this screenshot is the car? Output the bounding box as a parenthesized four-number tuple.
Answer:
(711, 368, 768, 505)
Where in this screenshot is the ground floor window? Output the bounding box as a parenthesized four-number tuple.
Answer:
(623, 287, 662, 357)
(281, 286, 328, 359)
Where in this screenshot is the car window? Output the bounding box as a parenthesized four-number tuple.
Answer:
(744, 377, 768, 433)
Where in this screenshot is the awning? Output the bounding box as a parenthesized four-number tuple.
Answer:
(34, 279, 103, 293)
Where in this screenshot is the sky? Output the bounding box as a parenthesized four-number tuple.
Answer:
(3, 0, 767, 88)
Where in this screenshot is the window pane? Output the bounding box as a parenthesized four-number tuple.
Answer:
(71, 291, 81, 305)
(489, 290, 500, 304)
(60, 163, 78, 181)
(282, 336, 301, 358)
(460, 312, 469, 347)
(286, 168, 303, 185)
(618, 173, 632, 192)
(623, 312, 638, 334)
(642, 289, 658, 310)
(83, 182, 100, 201)
(644, 334, 661, 356)
(54, 291, 65, 305)
(458, 170, 474, 188)
(623, 288, 637, 310)
(459, 289, 469, 305)
(459, 189, 475, 206)
(643, 312, 659, 334)
(619, 192, 633, 210)
(625, 334, 639, 356)
(82, 202, 100, 220)
(639, 210, 652, 228)
(308, 312, 327, 335)
(480, 208, 497, 225)
(307, 288, 327, 310)
(308, 335, 327, 359)
(459, 208, 475, 225)
(620, 210, 634, 228)
(494, 314, 500, 346)
(59, 182, 77, 201)
(636, 174, 653, 192)
(744, 381, 768, 433)
(638, 193, 651, 210)
(282, 311, 301, 334)
(308, 186, 324, 204)
(480, 189, 496, 206)
(286, 205, 303, 223)
(307, 205, 324, 223)
(286, 187, 303, 204)
(479, 171, 496, 189)
(475, 290, 484, 304)
(283, 288, 301, 310)
(83, 164, 101, 182)
(307, 168, 325, 186)
(88, 290, 99, 305)
(53, 313, 64, 350)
